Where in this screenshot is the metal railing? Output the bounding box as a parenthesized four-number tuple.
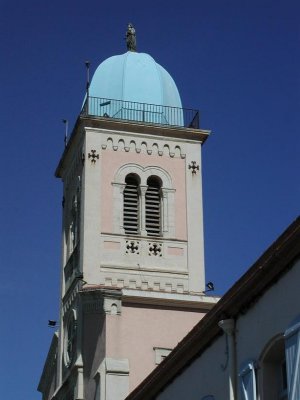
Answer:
(81, 97, 199, 129)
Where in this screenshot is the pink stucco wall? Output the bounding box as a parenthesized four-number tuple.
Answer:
(101, 150, 187, 240)
(106, 304, 205, 391)
(82, 312, 106, 399)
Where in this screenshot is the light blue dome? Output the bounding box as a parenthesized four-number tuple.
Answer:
(90, 52, 182, 108)
(86, 52, 183, 126)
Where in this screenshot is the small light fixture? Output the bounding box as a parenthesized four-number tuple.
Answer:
(204, 281, 215, 293)
(75, 272, 87, 286)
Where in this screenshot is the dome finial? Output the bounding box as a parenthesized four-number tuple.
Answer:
(126, 23, 137, 52)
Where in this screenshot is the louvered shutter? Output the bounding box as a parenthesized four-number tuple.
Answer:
(239, 361, 257, 400)
(285, 319, 300, 400)
(123, 175, 139, 235)
(145, 177, 161, 237)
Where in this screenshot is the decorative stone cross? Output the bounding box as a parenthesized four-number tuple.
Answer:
(88, 150, 99, 164)
(126, 241, 139, 254)
(149, 243, 162, 257)
(188, 161, 199, 174)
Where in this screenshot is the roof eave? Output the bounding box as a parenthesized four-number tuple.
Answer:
(126, 216, 300, 400)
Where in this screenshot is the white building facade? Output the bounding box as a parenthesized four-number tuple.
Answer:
(127, 217, 300, 400)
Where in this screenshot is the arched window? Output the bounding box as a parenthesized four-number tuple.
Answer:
(63, 309, 77, 369)
(260, 335, 287, 400)
(113, 164, 174, 238)
(123, 174, 140, 235)
(145, 176, 162, 237)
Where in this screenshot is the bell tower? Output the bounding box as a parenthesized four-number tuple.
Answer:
(38, 28, 218, 400)
(57, 52, 208, 297)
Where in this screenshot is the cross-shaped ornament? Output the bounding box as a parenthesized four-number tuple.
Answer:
(126, 241, 139, 254)
(88, 150, 99, 164)
(188, 161, 199, 174)
(149, 243, 162, 256)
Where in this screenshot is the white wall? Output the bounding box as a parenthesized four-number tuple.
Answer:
(156, 257, 300, 400)
(157, 335, 228, 400)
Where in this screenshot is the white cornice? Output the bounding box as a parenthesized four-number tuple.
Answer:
(122, 288, 219, 310)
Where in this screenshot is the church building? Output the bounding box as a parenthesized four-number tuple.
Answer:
(38, 26, 218, 400)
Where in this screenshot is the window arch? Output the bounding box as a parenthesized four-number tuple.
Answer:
(123, 174, 140, 235)
(113, 164, 175, 237)
(145, 176, 162, 237)
(65, 185, 81, 259)
(63, 308, 77, 369)
(259, 334, 287, 400)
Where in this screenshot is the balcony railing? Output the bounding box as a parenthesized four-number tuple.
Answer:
(81, 97, 199, 129)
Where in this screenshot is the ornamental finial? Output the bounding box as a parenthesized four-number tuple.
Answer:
(126, 23, 137, 52)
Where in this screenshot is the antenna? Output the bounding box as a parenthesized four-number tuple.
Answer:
(85, 61, 90, 114)
(62, 119, 68, 147)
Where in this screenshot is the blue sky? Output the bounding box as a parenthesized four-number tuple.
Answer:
(0, 0, 299, 398)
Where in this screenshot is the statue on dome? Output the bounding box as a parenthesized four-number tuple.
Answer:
(126, 23, 136, 52)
